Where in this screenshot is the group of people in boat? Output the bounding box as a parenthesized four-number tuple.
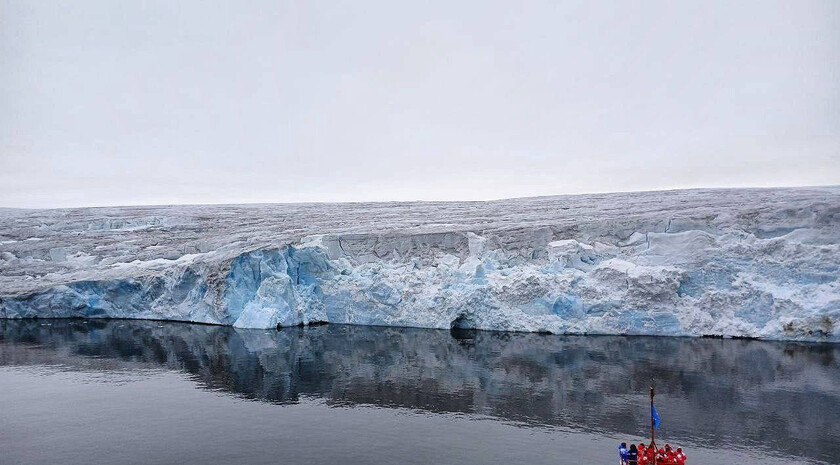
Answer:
(618, 442, 686, 465)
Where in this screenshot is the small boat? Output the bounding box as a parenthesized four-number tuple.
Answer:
(617, 386, 688, 465)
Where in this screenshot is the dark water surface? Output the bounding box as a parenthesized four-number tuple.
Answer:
(1, 320, 838, 465)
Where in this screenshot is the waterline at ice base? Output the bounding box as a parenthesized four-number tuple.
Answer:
(1, 187, 838, 341)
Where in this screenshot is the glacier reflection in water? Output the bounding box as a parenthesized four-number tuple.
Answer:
(0, 319, 838, 465)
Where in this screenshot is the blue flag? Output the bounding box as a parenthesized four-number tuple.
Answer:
(651, 405, 661, 429)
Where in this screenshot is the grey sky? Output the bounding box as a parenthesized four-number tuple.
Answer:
(1, 0, 838, 208)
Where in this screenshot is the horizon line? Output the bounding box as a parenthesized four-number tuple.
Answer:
(3, 184, 838, 212)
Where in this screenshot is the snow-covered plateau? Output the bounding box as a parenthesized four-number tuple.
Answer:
(1, 187, 838, 341)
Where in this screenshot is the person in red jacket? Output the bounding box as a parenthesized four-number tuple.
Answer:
(638, 443, 647, 464)
(664, 445, 675, 464)
(675, 447, 686, 465)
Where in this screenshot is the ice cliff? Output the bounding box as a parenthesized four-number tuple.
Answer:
(1, 187, 838, 341)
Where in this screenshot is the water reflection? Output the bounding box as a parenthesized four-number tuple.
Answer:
(1, 319, 838, 464)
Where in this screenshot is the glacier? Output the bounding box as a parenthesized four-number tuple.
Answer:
(1, 187, 838, 341)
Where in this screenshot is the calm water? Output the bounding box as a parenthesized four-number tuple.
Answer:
(1, 320, 838, 465)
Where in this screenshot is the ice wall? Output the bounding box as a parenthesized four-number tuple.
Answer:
(1, 188, 838, 341)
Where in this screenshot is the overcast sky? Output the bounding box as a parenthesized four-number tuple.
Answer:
(1, 1, 838, 208)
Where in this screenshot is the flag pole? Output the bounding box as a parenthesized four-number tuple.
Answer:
(650, 384, 657, 465)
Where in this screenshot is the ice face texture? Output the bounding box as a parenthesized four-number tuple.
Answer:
(1, 187, 838, 341)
